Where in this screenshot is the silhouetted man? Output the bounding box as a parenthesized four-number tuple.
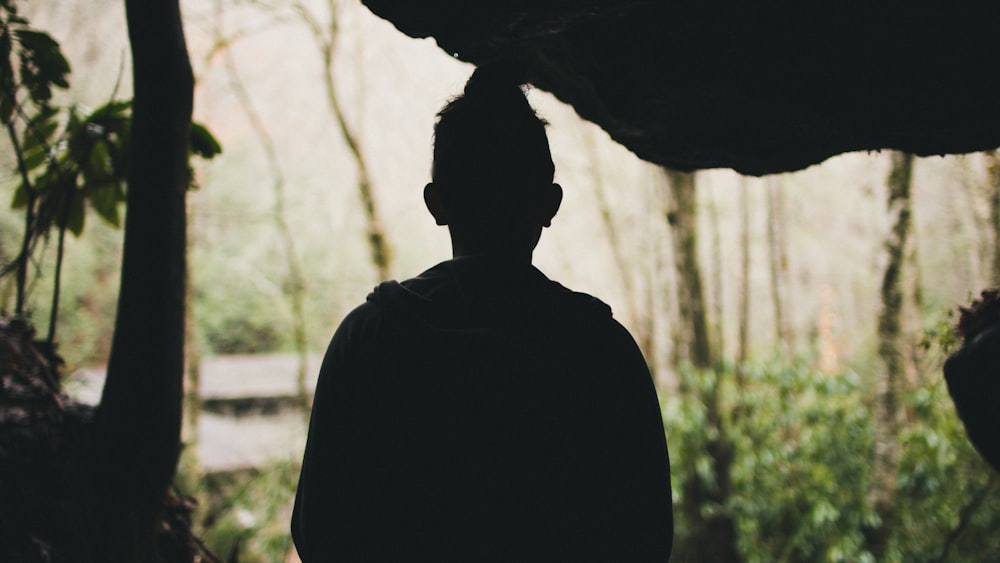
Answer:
(292, 63, 673, 561)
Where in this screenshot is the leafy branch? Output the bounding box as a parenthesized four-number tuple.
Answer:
(1, 0, 221, 345)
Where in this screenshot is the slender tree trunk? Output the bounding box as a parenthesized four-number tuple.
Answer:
(652, 169, 679, 389)
(6, 122, 34, 315)
(706, 178, 726, 360)
(47, 219, 69, 344)
(184, 194, 202, 455)
(817, 285, 840, 373)
(865, 151, 914, 558)
(661, 167, 738, 563)
(297, 0, 391, 281)
(0, 231, 7, 309)
(932, 473, 1000, 563)
(662, 168, 713, 368)
(214, 5, 310, 412)
(986, 150, 1000, 282)
(92, 0, 192, 559)
(184, 238, 201, 451)
(906, 214, 925, 386)
(323, 50, 390, 281)
(766, 175, 790, 358)
(738, 177, 751, 370)
(643, 185, 661, 381)
(583, 128, 651, 359)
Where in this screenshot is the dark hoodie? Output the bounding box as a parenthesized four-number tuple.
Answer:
(292, 257, 673, 561)
(944, 324, 1000, 471)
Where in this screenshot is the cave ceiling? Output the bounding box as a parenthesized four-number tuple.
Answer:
(362, 0, 1000, 176)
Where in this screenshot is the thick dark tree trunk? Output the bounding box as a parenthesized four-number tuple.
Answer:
(865, 151, 914, 558)
(92, 0, 193, 559)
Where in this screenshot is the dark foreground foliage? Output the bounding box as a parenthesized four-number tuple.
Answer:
(0, 316, 203, 562)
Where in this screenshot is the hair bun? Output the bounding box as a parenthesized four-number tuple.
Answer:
(463, 60, 529, 97)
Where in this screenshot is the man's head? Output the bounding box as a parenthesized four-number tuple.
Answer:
(425, 63, 562, 260)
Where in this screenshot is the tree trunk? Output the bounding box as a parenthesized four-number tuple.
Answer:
(865, 151, 914, 558)
(660, 167, 739, 563)
(298, 0, 392, 281)
(986, 150, 1000, 282)
(92, 0, 193, 558)
(184, 230, 201, 450)
(662, 168, 713, 369)
(215, 9, 311, 413)
(738, 176, 751, 371)
(6, 121, 35, 315)
(707, 178, 726, 360)
(765, 175, 790, 358)
(584, 127, 651, 359)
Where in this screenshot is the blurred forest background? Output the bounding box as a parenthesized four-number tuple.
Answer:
(3, 0, 999, 561)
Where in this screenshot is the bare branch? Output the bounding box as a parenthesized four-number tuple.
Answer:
(932, 472, 999, 562)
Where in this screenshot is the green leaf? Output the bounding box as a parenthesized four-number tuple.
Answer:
(190, 121, 222, 159)
(84, 139, 112, 184)
(89, 182, 122, 228)
(21, 106, 59, 152)
(92, 99, 131, 120)
(14, 28, 70, 86)
(21, 146, 46, 171)
(10, 182, 28, 208)
(32, 165, 62, 198)
(71, 102, 131, 175)
(14, 28, 70, 106)
(65, 106, 82, 135)
(87, 100, 132, 141)
(19, 57, 51, 104)
(65, 107, 90, 163)
(66, 190, 84, 236)
(89, 102, 131, 180)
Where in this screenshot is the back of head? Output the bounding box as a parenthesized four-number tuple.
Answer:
(432, 62, 555, 236)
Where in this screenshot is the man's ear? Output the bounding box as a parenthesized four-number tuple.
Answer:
(540, 183, 563, 227)
(424, 182, 449, 226)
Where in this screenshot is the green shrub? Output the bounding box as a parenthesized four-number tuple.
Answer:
(177, 459, 299, 563)
(195, 282, 287, 355)
(664, 360, 1000, 562)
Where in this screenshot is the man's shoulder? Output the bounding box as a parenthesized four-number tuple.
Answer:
(338, 259, 621, 333)
(542, 278, 613, 319)
(327, 298, 387, 347)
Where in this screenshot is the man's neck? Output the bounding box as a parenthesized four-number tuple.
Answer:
(451, 243, 533, 266)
